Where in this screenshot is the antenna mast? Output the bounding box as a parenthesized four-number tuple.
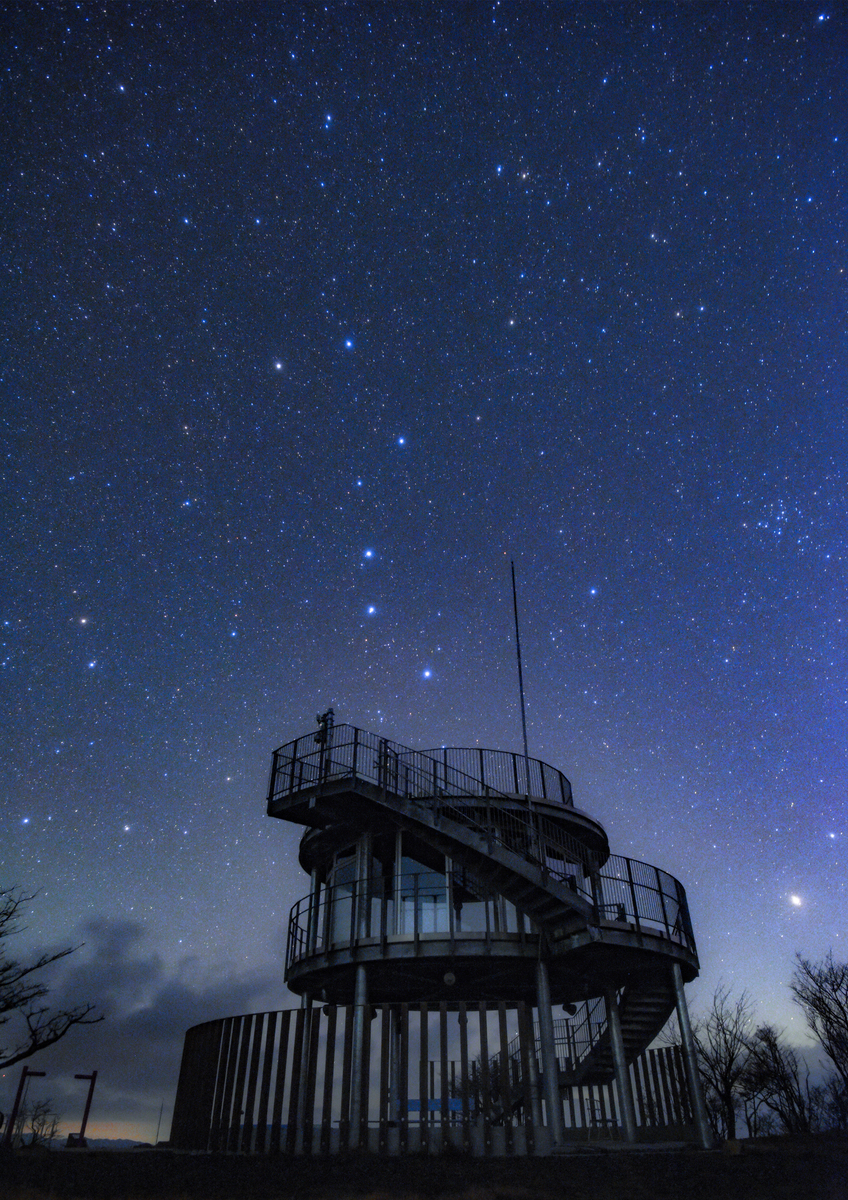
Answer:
(511, 561, 533, 803)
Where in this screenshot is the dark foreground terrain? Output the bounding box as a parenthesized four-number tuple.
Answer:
(2, 1135, 845, 1200)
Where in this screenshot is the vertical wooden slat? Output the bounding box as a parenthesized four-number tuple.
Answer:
(577, 1083, 588, 1134)
(301, 1006, 321, 1154)
(255, 1012, 277, 1153)
(241, 1014, 263, 1151)
(659, 1046, 681, 1123)
(639, 1052, 657, 1127)
(378, 1004, 391, 1152)
(285, 1008, 306, 1154)
(320, 1005, 337, 1155)
(647, 1051, 666, 1123)
(661, 1045, 682, 1123)
(439, 1003, 449, 1147)
(671, 1045, 693, 1122)
(496, 1003, 514, 1154)
(565, 1077, 576, 1132)
(419, 1003, 429, 1154)
(229, 1016, 253, 1151)
(478, 1002, 492, 1155)
(215, 1017, 241, 1152)
(339, 1005, 354, 1147)
(597, 1077, 611, 1135)
(208, 1018, 230, 1152)
(270, 1010, 292, 1154)
(648, 1047, 667, 1126)
(458, 1002, 471, 1152)
(627, 1058, 642, 1130)
(399, 1003, 409, 1154)
(358, 994, 372, 1150)
(516, 1002, 535, 1155)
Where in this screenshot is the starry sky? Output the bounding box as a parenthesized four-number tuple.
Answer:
(2, 1, 846, 1142)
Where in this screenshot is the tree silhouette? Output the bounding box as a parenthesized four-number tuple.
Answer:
(0, 888, 102, 1069)
(791, 952, 848, 1092)
(688, 984, 755, 1140)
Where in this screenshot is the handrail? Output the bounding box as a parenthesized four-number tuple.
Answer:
(500, 995, 609, 1078)
(285, 869, 536, 971)
(270, 724, 696, 956)
(268, 724, 599, 886)
(269, 725, 572, 806)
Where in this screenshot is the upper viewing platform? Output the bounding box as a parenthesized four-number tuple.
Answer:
(266, 721, 611, 872)
(267, 722, 574, 808)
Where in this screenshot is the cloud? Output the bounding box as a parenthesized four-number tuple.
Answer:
(1, 916, 284, 1140)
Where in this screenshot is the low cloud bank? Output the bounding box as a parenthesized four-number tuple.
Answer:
(2, 917, 285, 1142)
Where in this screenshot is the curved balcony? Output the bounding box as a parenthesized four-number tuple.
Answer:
(268, 724, 574, 811)
(286, 853, 695, 983)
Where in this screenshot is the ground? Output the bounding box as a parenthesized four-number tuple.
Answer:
(1, 1136, 845, 1200)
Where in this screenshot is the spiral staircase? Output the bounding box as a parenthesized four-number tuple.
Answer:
(268, 723, 699, 1091)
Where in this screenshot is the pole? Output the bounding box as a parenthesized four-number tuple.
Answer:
(605, 989, 638, 1144)
(3, 1067, 46, 1148)
(511, 562, 533, 804)
(74, 1071, 98, 1143)
(535, 960, 565, 1144)
(348, 964, 368, 1149)
(671, 963, 713, 1148)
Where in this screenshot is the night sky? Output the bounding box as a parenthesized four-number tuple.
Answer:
(2, 2, 846, 1141)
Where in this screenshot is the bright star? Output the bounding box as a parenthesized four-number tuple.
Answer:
(364, 550, 374, 558)
(423, 669, 432, 678)
(790, 895, 803, 907)
(367, 606, 376, 615)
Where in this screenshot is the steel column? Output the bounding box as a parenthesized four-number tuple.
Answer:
(605, 988, 638, 1144)
(535, 959, 565, 1143)
(671, 962, 712, 1148)
(348, 964, 368, 1149)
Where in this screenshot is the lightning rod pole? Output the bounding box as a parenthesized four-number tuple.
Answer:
(511, 561, 533, 808)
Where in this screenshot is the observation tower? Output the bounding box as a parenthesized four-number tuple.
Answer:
(171, 713, 711, 1155)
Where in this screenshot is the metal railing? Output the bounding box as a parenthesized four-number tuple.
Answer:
(286, 869, 535, 972)
(268, 725, 598, 884)
(272, 725, 696, 958)
(418, 746, 572, 805)
(269, 725, 572, 807)
(498, 996, 609, 1081)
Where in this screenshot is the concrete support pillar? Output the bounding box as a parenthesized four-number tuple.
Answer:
(348, 964, 368, 1149)
(672, 962, 713, 1148)
(605, 988, 638, 1144)
(535, 959, 565, 1144)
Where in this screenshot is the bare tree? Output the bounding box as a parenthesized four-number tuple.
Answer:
(791, 952, 848, 1091)
(690, 985, 755, 1140)
(742, 1024, 816, 1135)
(814, 1074, 848, 1131)
(0, 887, 101, 1069)
(13, 1098, 61, 1148)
